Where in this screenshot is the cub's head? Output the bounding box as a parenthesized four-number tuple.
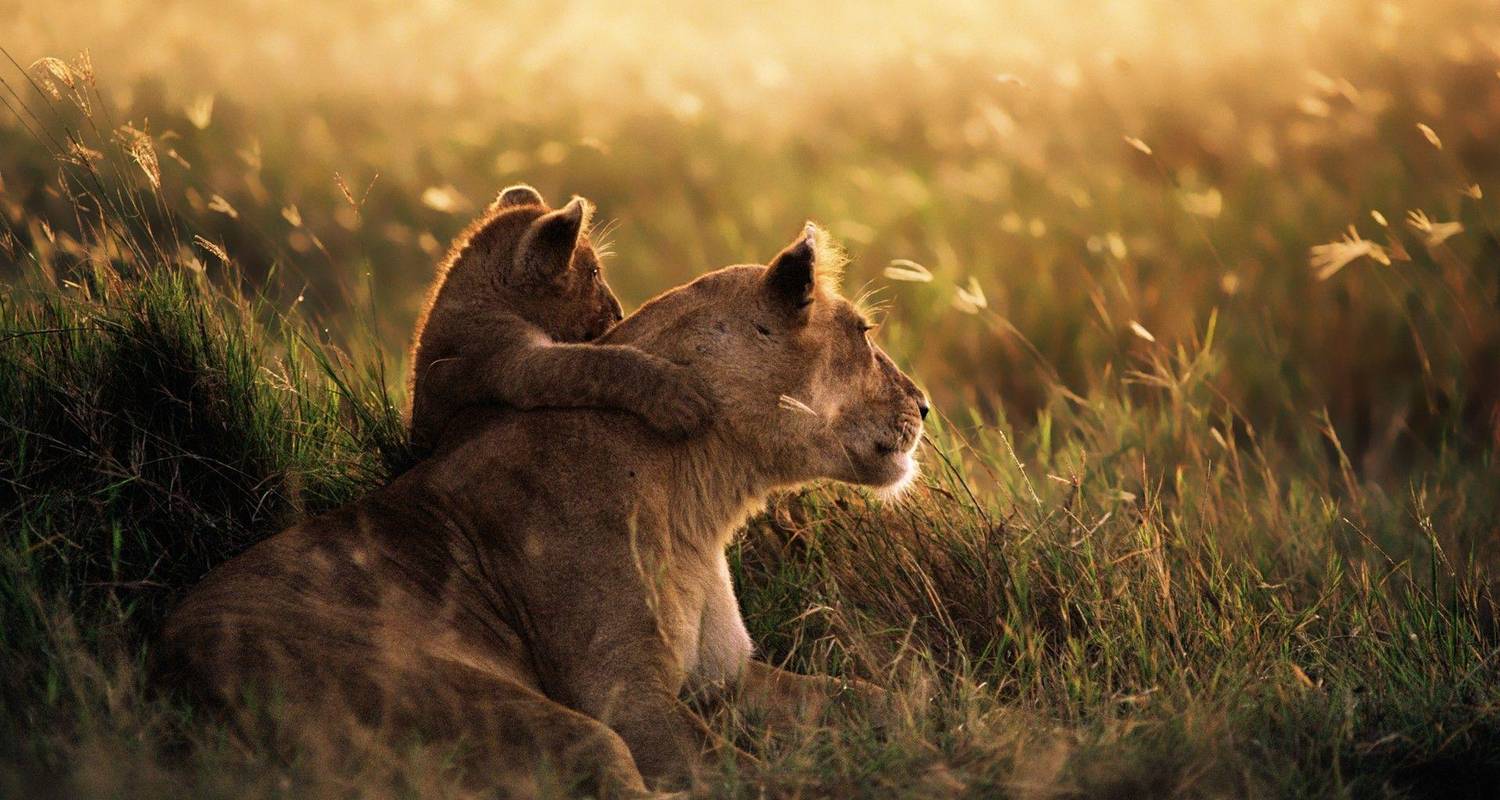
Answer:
(451, 184, 622, 342)
(609, 225, 928, 493)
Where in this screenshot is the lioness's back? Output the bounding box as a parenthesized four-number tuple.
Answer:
(157, 408, 648, 715)
(161, 504, 469, 712)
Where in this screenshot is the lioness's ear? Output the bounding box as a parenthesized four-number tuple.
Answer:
(494, 184, 545, 210)
(515, 196, 587, 283)
(765, 223, 818, 317)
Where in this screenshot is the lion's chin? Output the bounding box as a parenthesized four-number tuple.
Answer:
(869, 449, 918, 500)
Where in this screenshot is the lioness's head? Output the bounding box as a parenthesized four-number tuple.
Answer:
(608, 225, 928, 492)
(451, 184, 622, 342)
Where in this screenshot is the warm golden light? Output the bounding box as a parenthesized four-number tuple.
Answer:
(3, 1, 1499, 796)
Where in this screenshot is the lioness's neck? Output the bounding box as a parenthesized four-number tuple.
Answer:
(663, 429, 779, 550)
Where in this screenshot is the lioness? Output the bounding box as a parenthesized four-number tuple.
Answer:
(158, 225, 928, 795)
(407, 184, 713, 452)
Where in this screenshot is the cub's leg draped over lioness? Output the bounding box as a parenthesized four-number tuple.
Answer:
(407, 185, 714, 452)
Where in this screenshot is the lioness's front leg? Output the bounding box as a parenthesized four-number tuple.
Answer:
(560, 613, 751, 789)
(727, 660, 888, 728)
(686, 551, 885, 730)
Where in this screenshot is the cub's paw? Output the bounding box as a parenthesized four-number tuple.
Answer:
(641, 366, 716, 438)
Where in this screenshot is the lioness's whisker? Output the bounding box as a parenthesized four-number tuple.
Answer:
(778, 394, 820, 417)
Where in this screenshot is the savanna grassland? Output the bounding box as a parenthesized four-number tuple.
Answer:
(3, 1, 1500, 797)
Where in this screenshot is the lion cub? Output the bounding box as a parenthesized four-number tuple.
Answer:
(408, 185, 712, 451)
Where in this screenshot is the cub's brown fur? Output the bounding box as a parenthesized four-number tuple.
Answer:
(158, 225, 928, 796)
(407, 185, 713, 451)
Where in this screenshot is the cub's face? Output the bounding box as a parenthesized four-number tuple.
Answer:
(549, 240, 625, 343)
(466, 185, 623, 343)
(611, 226, 928, 492)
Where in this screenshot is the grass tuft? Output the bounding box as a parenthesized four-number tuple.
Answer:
(3, 10, 1500, 794)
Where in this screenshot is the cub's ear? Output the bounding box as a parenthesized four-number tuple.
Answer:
(515, 196, 588, 283)
(764, 223, 819, 317)
(494, 184, 545, 210)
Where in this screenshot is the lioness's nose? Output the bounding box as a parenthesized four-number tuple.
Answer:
(918, 397, 930, 420)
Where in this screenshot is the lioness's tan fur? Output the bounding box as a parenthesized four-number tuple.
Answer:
(158, 225, 927, 795)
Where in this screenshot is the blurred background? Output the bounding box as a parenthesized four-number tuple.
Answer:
(4, 0, 1499, 472)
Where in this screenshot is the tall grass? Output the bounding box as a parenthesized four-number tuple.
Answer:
(3, 5, 1500, 795)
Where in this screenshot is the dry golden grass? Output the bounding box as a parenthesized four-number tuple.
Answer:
(3, 1, 1500, 796)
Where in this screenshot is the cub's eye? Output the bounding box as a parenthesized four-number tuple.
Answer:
(856, 320, 876, 333)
